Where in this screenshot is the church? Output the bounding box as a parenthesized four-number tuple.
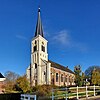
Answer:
(26, 8, 75, 86)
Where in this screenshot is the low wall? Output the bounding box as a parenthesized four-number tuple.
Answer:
(0, 93, 21, 100)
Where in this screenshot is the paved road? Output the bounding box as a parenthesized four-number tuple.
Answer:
(67, 96, 100, 100)
(60, 96, 100, 100)
(79, 96, 100, 100)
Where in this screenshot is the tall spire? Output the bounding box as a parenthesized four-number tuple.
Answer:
(35, 7, 44, 37)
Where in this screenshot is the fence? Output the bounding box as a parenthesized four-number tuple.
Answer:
(52, 85, 100, 100)
(52, 88, 68, 100)
(21, 94, 36, 100)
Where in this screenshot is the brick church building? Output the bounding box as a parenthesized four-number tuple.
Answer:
(26, 8, 75, 86)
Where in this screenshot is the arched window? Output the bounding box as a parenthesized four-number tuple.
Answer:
(34, 63, 37, 79)
(65, 75, 67, 82)
(43, 71, 46, 82)
(34, 45, 37, 52)
(41, 45, 45, 52)
(35, 40, 37, 44)
(56, 73, 58, 82)
(35, 63, 37, 69)
(61, 74, 63, 82)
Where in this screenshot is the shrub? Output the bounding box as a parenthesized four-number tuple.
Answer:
(32, 85, 56, 96)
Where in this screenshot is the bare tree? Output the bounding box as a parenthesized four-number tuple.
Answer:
(4, 71, 19, 92)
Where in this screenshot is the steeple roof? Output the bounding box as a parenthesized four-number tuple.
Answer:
(35, 7, 44, 37)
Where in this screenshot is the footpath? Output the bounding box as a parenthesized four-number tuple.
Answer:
(68, 96, 100, 100)
(80, 96, 100, 100)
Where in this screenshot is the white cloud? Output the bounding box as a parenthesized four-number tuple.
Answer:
(51, 29, 88, 52)
(44, 31, 50, 37)
(52, 30, 71, 46)
(16, 35, 27, 40)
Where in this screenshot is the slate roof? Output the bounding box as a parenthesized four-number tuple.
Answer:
(49, 60, 75, 74)
(35, 7, 44, 37)
(0, 73, 5, 78)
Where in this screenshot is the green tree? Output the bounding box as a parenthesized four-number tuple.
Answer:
(81, 72, 85, 86)
(16, 75, 30, 93)
(85, 66, 100, 85)
(91, 68, 100, 85)
(74, 65, 83, 86)
(97, 75, 100, 85)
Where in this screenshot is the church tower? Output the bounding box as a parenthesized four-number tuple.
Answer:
(27, 8, 51, 86)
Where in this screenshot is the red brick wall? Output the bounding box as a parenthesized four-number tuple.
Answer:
(51, 67, 75, 86)
(0, 81, 5, 93)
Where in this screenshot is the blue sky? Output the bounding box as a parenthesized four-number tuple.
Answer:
(0, 0, 100, 75)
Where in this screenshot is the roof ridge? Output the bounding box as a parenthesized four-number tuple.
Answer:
(49, 60, 65, 67)
(0, 73, 5, 78)
(49, 60, 74, 74)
